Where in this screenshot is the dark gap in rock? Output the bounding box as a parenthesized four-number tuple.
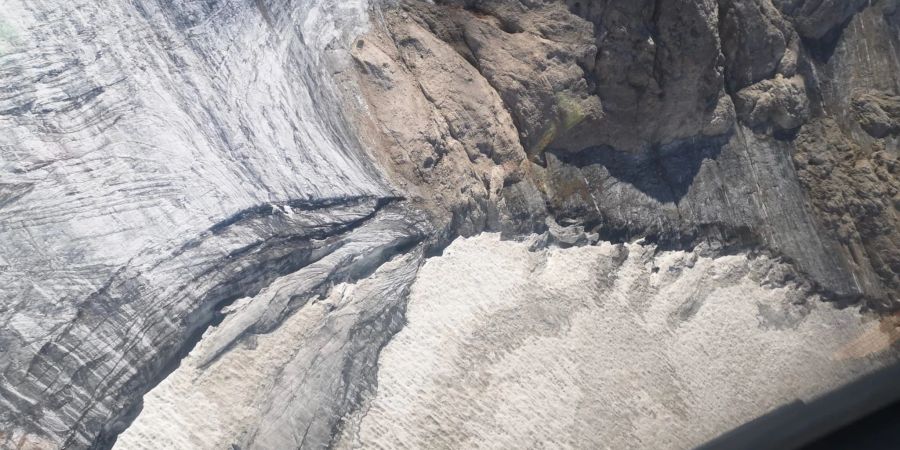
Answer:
(774, 126, 802, 141)
(801, 15, 856, 63)
(546, 136, 728, 203)
(461, 3, 523, 34)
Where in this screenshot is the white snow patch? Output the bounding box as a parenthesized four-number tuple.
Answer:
(337, 233, 896, 450)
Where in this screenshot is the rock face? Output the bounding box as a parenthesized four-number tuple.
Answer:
(349, 0, 900, 304)
(1, 0, 899, 448)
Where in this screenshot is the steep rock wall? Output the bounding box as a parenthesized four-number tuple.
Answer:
(348, 0, 900, 306)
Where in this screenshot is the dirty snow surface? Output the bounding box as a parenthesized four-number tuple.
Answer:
(335, 234, 894, 449)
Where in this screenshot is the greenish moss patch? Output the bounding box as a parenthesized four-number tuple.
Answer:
(528, 92, 588, 159)
(555, 92, 587, 132)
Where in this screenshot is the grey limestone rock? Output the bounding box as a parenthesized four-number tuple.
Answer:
(351, 0, 900, 306)
(853, 90, 900, 138)
(772, 0, 869, 39)
(733, 74, 810, 132)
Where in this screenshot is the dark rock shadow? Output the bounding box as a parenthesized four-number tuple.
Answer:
(547, 135, 729, 204)
(801, 1, 871, 64)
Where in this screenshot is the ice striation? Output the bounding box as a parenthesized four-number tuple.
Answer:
(0, 0, 427, 447)
(116, 245, 426, 450)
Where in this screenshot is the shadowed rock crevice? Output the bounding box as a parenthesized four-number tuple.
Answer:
(547, 136, 729, 204)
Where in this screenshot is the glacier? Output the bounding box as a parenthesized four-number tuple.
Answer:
(2, 0, 900, 448)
